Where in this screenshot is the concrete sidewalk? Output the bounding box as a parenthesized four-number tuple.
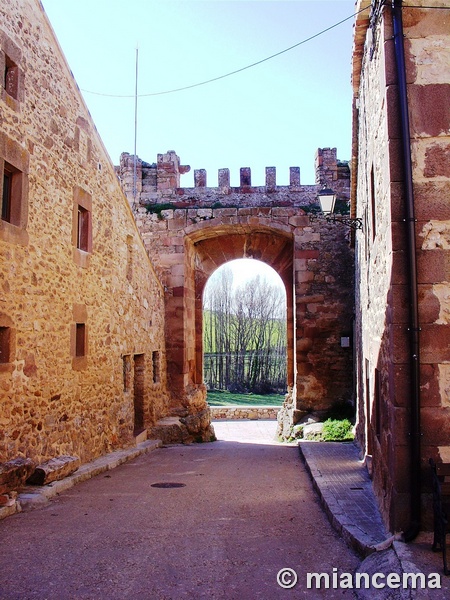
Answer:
(298, 438, 450, 597)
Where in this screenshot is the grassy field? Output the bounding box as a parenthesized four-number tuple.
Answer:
(207, 391, 285, 406)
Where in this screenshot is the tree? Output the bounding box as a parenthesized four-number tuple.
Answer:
(203, 266, 287, 394)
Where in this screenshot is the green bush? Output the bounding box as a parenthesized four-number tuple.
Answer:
(322, 418, 354, 442)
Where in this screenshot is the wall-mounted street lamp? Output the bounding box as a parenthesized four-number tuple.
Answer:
(310, 186, 363, 231)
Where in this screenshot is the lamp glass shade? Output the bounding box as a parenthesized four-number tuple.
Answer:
(318, 188, 336, 214)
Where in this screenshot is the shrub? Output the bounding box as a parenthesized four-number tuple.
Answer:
(322, 418, 354, 442)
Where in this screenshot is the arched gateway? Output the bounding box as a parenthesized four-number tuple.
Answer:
(117, 148, 354, 442)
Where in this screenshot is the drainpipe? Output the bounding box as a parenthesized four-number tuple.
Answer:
(391, 0, 421, 541)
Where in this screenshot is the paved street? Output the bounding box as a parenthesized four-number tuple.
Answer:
(0, 421, 360, 599)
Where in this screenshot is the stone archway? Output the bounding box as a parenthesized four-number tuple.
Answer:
(149, 209, 354, 442)
(189, 227, 295, 393)
(119, 148, 355, 442)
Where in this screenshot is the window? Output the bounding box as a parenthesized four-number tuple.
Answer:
(77, 206, 90, 251)
(75, 323, 86, 357)
(1, 162, 21, 226)
(152, 351, 160, 384)
(0, 326, 11, 364)
(0, 134, 29, 245)
(4, 56, 19, 100)
(71, 304, 88, 370)
(2, 166, 11, 222)
(1, 35, 22, 108)
(72, 187, 92, 267)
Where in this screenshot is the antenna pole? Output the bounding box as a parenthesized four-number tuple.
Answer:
(133, 46, 139, 206)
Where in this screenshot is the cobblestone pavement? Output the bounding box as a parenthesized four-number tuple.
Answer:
(0, 421, 360, 600)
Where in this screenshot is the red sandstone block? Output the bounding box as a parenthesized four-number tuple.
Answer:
(422, 407, 450, 447)
(421, 324, 450, 363)
(295, 249, 320, 259)
(256, 207, 271, 217)
(417, 250, 450, 284)
(172, 286, 184, 297)
(418, 284, 441, 324)
(388, 138, 405, 183)
(386, 85, 401, 139)
(423, 142, 450, 178)
(392, 445, 413, 494)
(391, 250, 408, 284)
(384, 38, 397, 87)
(272, 207, 290, 217)
(419, 363, 442, 408)
(288, 215, 310, 227)
(409, 84, 450, 138)
(392, 324, 410, 364)
(237, 207, 252, 217)
(414, 181, 450, 221)
(297, 294, 324, 304)
(391, 283, 409, 324)
(391, 221, 407, 252)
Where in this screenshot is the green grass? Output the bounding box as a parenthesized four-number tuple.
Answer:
(207, 391, 285, 406)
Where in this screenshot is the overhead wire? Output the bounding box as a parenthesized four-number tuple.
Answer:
(80, 4, 371, 100)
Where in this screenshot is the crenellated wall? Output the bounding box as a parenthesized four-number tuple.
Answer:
(116, 147, 351, 210)
(118, 149, 355, 438)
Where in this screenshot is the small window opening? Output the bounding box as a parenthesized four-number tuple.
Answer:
(77, 206, 90, 251)
(4, 56, 19, 100)
(2, 167, 12, 222)
(75, 323, 86, 357)
(152, 351, 160, 384)
(2, 163, 21, 226)
(0, 326, 11, 363)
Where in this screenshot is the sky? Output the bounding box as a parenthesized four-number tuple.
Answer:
(41, 0, 358, 188)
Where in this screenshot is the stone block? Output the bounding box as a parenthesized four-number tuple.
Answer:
(409, 84, 450, 138)
(421, 324, 450, 363)
(419, 364, 441, 408)
(414, 182, 450, 221)
(27, 455, 81, 486)
(423, 142, 450, 178)
(418, 284, 441, 324)
(0, 458, 35, 493)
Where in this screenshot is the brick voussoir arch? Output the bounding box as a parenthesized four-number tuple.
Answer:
(183, 207, 304, 239)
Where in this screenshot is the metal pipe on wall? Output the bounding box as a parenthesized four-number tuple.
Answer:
(392, 0, 421, 541)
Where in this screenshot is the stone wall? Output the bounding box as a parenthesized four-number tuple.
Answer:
(0, 0, 169, 476)
(352, 0, 450, 532)
(209, 406, 280, 420)
(118, 149, 355, 438)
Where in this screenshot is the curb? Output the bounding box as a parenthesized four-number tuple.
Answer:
(298, 441, 387, 558)
(0, 439, 162, 520)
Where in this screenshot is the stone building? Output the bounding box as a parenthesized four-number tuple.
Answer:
(1, 0, 355, 504)
(352, 0, 450, 533)
(0, 0, 172, 496)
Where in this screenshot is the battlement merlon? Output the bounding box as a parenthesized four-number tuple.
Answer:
(117, 148, 349, 203)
